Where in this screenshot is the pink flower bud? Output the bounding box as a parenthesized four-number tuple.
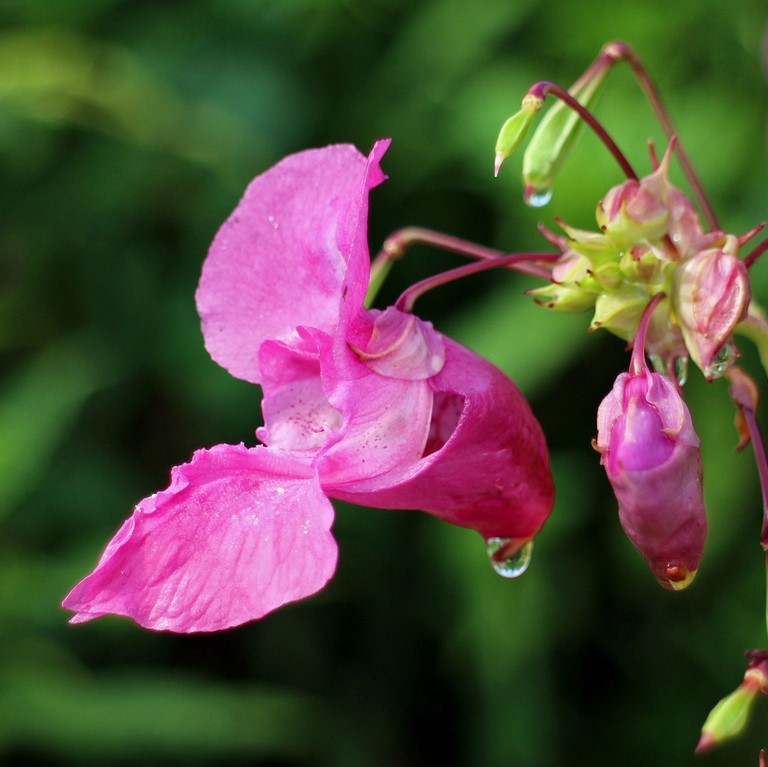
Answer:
(596, 178, 669, 250)
(673, 248, 750, 378)
(595, 367, 706, 589)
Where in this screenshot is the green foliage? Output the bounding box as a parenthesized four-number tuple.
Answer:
(1, 0, 768, 764)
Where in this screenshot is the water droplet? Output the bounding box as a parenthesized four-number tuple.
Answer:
(659, 564, 697, 591)
(705, 342, 735, 379)
(267, 214, 279, 229)
(524, 187, 553, 208)
(486, 537, 534, 578)
(674, 355, 688, 386)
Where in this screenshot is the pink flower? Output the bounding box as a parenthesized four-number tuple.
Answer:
(63, 141, 554, 632)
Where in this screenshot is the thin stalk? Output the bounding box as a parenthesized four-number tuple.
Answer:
(395, 252, 561, 314)
(629, 293, 665, 376)
(528, 80, 638, 181)
(605, 41, 719, 231)
(366, 226, 560, 308)
(743, 236, 768, 270)
(742, 406, 768, 551)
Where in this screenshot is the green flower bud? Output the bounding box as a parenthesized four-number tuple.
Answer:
(522, 66, 608, 202)
(596, 177, 669, 251)
(494, 94, 543, 177)
(590, 285, 649, 337)
(527, 253, 600, 312)
(697, 652, 768, 753)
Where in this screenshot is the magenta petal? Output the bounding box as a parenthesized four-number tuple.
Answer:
(197, 143, 388, 384)
(349, 307, 446, 380)
(62, 445, 337, 632)
(257, 338, 342, 455)
(317, 350, 433, 484)
(330, 338, 554, 541)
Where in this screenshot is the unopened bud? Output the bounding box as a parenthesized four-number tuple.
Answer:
(522, 66, 608, 203)
(697, 651, 768, 753)
(494, 94, 543, 177)
(673, 249, 750, 379)
(595, 366, 706, 589)
(596, 178, 669, 250)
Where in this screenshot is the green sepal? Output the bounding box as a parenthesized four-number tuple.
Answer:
(590, 285, 649, 338)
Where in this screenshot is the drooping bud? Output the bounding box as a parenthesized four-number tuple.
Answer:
(696, 650, 768, 753)
(673, 248, 750, 379)
(595, 295, 706, 589)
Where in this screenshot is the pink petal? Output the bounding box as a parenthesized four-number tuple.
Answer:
(349, 307, 446, 380)
(329, 337, 554, 541)
(197, 142, 389, 384)
(311, 329, 433, 484)
(256, 337, 342, 455)
(62, 445, 337, 632)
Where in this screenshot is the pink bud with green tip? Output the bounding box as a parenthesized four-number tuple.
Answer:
(596, 177, 669, 251)
(595, 294, 706, 589)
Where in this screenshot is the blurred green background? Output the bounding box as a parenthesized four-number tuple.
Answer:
(2, 0, 768, 764)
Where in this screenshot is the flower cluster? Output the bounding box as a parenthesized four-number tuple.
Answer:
(494, 41, 768, 755)
(494, 42, 765, 590)
(529, 149, 750, 383)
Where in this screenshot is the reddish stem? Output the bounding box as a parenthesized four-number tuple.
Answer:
(372, 226, 559, 279)
(603, 41, 719, 231)
(743, 236, 768, 270)
(395, 252, 561, 314)
(629, 293, 665, 377)
(528, 80, 638, 181)
(741, 406, 768, 550)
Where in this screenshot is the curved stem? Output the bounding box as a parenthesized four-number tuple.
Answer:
(395, 252, 561, 314)
(629, 293, 665, 376)
(743, 236, 768, 270)
(604, 41, 719, 231)
(367, 226, 561, 307)
(742, 406, 768, 551)
(528, 80, 638, 181)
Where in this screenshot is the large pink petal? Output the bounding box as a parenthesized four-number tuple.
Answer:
(197, 142, 389, 384)
(330, 338, 554, 542)
(62, 445, 337, 632)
